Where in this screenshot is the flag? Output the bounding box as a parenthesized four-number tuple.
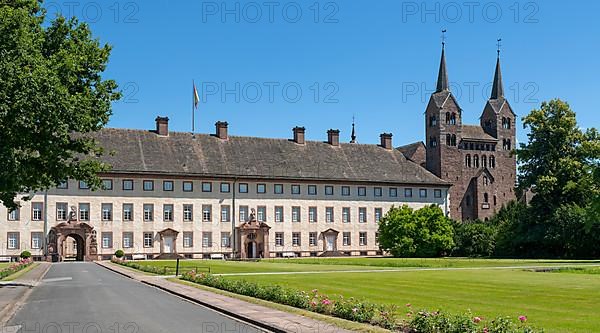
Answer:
(193, 81, 200, 109)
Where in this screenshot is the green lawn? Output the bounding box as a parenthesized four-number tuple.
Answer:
(0, 263, 10, 270)
(126, 258, 600, 332)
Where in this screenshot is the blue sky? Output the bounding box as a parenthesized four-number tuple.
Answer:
(45, 0, 599, 146)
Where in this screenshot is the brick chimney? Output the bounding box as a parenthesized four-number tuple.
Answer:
(380, 133, 393, 150)
(292, 126, 306, 144)
(155, 117, 169, 136)
(327, 129, 340, 146)
(215, 121, 229, 140)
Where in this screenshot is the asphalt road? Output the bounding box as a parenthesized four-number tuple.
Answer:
(8, 262, 263, 333)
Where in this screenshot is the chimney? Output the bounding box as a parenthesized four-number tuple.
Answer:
(292, 126, 306, 144)
(327, 129, 340, 146)
(215, 121, 228, 140)
(380, 133, 393, 150)
(155, 116, 169, 136)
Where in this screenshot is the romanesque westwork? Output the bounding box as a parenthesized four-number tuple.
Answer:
(0, 46, 516, 261)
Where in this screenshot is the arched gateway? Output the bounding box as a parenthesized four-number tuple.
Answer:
(48, 221, 98, 262)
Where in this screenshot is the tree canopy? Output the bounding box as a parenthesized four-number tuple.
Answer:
(0, 0, 120, 208)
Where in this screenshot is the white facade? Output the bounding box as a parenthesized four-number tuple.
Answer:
(0, 176, 449, 260)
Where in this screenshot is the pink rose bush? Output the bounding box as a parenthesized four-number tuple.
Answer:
(0, 258, 33, 280)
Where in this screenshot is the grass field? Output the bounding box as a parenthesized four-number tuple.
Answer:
(129, 258, 600, 332)
(0, 263, 10, 270)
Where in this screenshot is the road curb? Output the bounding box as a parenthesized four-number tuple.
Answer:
(95, 261, 282, 333)
(0, 263, 51, 327)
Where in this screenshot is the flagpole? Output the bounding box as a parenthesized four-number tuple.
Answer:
(192, 80, 195, 133)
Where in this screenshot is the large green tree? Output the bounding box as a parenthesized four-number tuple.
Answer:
(0, 0, 120, 209)
(517, 99, 600, 214)
(378, 205, 454, 257)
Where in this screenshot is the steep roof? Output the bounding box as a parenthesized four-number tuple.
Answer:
(90, 128, 448, 186)
(436, 46, 449, 93)
(461, 125, 497, 142)
(397, 141, 425, 159)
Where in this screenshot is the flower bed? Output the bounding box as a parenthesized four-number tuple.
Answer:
(181, 271, 544, 333)
(111, 258, 168, 275)
(0, 258, 33, 280)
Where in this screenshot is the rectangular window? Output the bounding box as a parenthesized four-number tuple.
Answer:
(31, 232, 43, 249)
(375, 232, 379, 245)
(434, 189, 442, 198)
(419, 189, 428, 198)
(163, 181, 174, 191)
(375, 208, 383, 223)
(325, 186, 334, 196)
(374, 187, 383, 197)
(32, 202, 43, 221)
(308, 185, 317, 195)
(7, 206, 19, 221)
(143, 232, 154, 248)
(342, 207, 351, 223)
(358, 207, 367, 223)
(102, 203, 113, 221)
(101, 232, 113, 249)
(308, 207, 317, 223)
(309, 232, 317, 246)
(359, 232, 367, 246)
(239, 183, 248, 193)
(123, 232, 133, 248)
(122, 179, 134, 191)
(343, 232, 351, 246)
(143, 204, 154, 222)
(183, 232, 193, 248)
(203, 205, 212, 222)
(292, 206, 301, 222)
(79, 181, 89, 189)
(274, 206, 284, 222)
(389, 187, 398, 197)
(291, 185, 301, 195)
(79, 203, 90, 221)
(292, 232, 301, 246)
(183, 181, 193, 192)
(275, 232, 284, 247)
(220, 205, 230, 222)
(102, 179, 113, 190)
(183, 204, 193, 222)
(358, 187, 366, 196)
(220, 182, 230, 193)
(202, 232, 212, 248)
(143, 180, 154, 191)
(405, 188, 413, 198)
(341, 186, 350, 196)
(122, 204, 133, 222)
(7, 232, 19, 249)
(239, 205, 249, 222)
(56, 202, 68, 221)
(257, 206, 266, 222)
(57, 181, 68, 189)
(163, 204, 174, 222)
(256, 183, 266, 194)
(326, 207, 334, 223)
(202, 182, 212, 192)
(274, 184, 284, 194)
(221, 232, 231, 247)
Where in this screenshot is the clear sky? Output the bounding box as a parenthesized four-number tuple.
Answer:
(44, 0, 600, 146)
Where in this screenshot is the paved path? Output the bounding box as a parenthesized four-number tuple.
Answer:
(7, 262, 263, 333)
(98, 261, 352, 333)
(0, 263, 50, 327)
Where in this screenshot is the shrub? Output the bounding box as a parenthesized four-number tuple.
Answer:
(20, 250, 32, 259)
(453, 221, 497, 257)
(114, 249, 124, 258)
(0, 258, 33, 280)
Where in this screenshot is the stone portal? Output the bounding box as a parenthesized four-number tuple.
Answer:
(236, 209, 271, 259)
(48, 221, 98, 262)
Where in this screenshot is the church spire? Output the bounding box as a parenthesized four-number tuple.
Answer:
(436, 30, 449, 93)
(350, 115, 357, 143)
(490, 39, 504, 99)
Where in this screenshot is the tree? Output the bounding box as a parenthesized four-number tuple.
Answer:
(452, 220, 497, 257)
(0, 0, 120, 209)
(516, 99, 600, 215)
(378, 205, 454, 257)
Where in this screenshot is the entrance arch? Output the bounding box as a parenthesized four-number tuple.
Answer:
(63, 234, 85, 261)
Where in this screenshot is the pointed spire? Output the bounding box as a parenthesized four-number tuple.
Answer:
(436, 30, 449, 93)
(490, 39, 504, 99)
(350, 115, 357, 143)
